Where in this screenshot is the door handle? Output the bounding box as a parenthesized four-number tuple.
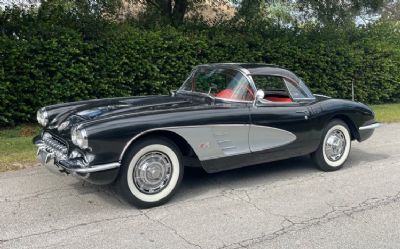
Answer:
(296, 110, 310, 115)
(296, 110, 310, 119)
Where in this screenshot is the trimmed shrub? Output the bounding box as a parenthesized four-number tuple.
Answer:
(1, 8, 399, 126)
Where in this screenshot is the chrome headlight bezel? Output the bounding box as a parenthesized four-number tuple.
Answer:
(71, 127, 89, 149)
(36, 108, 48, 127)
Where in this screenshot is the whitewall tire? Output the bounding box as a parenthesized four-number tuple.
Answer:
(311, 120, 351, 171)
(117, 137, 184, 208)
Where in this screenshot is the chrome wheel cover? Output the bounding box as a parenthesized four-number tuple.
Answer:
(324, 129, 346, 162)
(133, 151, 172, 194)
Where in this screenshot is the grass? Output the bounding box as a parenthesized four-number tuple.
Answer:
(0, 125, 40, 172)
(371, 103, 400, 123)
(0, 103, 399, 173)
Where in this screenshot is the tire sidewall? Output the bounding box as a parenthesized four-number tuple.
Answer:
(312, 120, 351, 171)
(118, 137, 183, 208)
(322, 124, 351, 167)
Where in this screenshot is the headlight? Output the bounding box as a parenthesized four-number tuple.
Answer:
(71, 127, 89, 149)
(36, 108, 48, 127)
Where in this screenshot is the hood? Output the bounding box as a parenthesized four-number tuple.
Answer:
(47, 95, 197, 135)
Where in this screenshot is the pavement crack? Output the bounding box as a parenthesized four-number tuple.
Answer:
(219, 190, 400, 249)
(143, 211, 202, 249)
(224, 189, 267, 216)
(2, 187, 75, 203)
(0, 213, 143, 244)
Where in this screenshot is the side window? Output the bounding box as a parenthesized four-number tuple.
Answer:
(252, 75, 287, 92)
(252, 75, 313, 103)
(284, 79, 308, 99)
(252, 75, 292, 102)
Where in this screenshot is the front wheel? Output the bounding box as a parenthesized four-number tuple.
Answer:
(311, 120, 351, 171)
(117, 137, 184, 208)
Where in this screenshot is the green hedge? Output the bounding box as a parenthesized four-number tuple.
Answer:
(1, 9, 400, 126)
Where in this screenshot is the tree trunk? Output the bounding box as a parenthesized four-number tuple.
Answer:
(172, 0, 188, 24)
(156, 0, 172, 18)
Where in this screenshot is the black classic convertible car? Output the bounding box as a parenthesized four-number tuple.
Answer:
(34, 63, 380, 207)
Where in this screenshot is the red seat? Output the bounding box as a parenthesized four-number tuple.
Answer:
(216, 89, 234, 99)
(265, 96, 292, 102)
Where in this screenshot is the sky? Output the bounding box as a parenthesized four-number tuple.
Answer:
(0, 0, 40, 8)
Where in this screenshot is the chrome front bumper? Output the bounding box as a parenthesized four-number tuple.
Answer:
(359, 123, 381, 130)
(35, 134, 120, 175)
(37, 147, 120, 175)
(357, 122, 381, 142)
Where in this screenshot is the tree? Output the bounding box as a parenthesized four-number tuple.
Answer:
(381, 0, 400, 21)
(145, 0, 188, 24)
(235, 0, 386, 27)
(132, 0, 205, 25)
(296, 0, 385, 26)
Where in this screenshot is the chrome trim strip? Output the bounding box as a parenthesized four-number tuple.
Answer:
(359, 123, 381, 130)
(177, 90, 254, 103)
(69, 162, 121, 173)
(313, 94, 331, 99)
(119, 128, 170, 161)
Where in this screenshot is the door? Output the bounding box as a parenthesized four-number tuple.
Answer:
(249, 74, 318, 156)
(176, 66, 254, 161)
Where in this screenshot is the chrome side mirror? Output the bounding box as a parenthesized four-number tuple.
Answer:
(253, 90, 265, 107)
(255, 89, 265, 100)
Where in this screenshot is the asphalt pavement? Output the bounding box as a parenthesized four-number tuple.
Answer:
(1, 123, 400, 249)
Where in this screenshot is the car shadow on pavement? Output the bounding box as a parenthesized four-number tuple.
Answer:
(345, 147, 389, 169)
(176, 155, 317, 201)
(175, 148, 389, 203)
(66, 148, 389, 209)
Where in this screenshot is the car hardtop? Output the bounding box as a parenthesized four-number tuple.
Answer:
(196, 63, 301, 84)
(184, 63, 314, 103)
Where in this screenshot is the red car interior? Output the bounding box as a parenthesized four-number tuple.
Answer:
(265, 96, 292, 102)
(215, 89, 234, 99)
(216, 88, 292, 103)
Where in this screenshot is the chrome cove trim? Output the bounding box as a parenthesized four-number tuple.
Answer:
(119, 125, 297, 161)
(359, 123, 381, 130)
(249, 125, 297, 152)
(171, 125, 251, 160)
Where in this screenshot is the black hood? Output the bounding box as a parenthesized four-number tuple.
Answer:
(46, 95, 200, 134)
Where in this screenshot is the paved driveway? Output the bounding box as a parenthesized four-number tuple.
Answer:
(1, 124, 400, 249)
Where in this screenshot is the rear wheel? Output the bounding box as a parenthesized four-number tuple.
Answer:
(117, 137, 183, 208)
(311, 120, 351, 171)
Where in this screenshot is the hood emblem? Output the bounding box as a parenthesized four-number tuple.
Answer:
(57, 120, 70, 131)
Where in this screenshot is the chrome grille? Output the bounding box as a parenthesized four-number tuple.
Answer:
(42, 132, 68, 160)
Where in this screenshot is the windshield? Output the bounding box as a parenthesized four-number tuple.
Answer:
(179, 67, 255, 101)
